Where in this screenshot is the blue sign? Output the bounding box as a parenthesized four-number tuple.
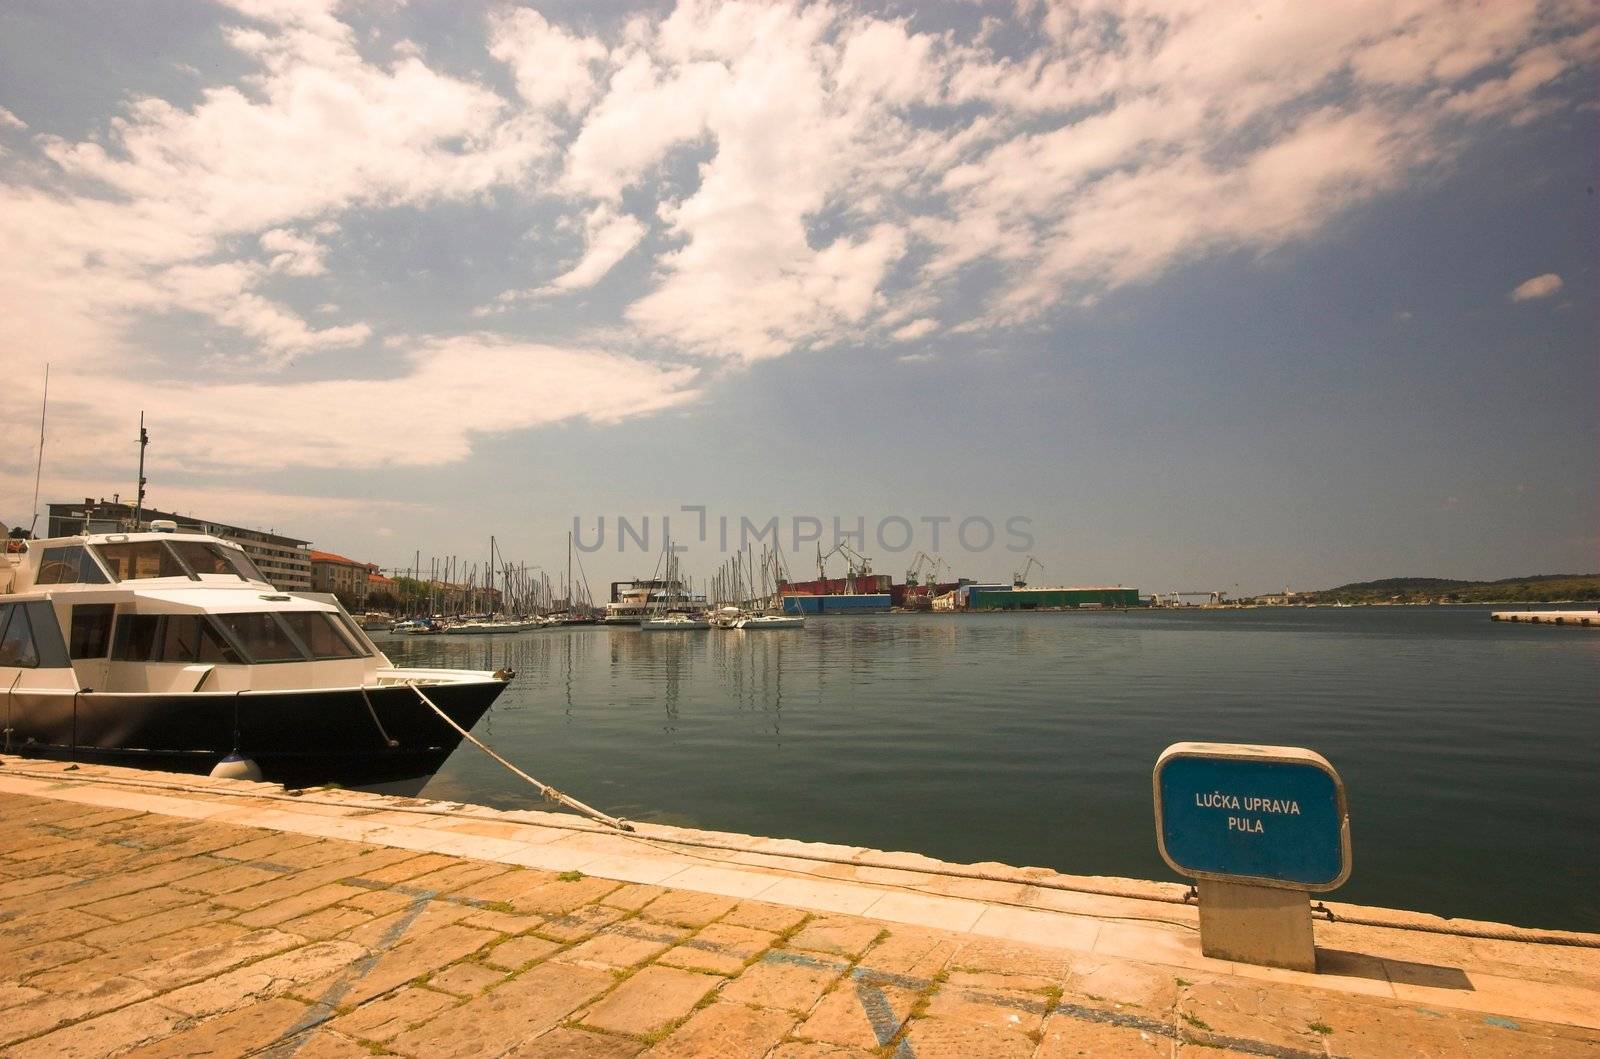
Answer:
(1154, 743, 1350, 890)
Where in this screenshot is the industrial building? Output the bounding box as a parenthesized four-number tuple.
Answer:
(781, 593, 892, 615)
(967, 586, 1143, 610)
(46, 499, 313, 592)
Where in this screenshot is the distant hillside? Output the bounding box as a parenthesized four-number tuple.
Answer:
(1305, 574, 1600, 605)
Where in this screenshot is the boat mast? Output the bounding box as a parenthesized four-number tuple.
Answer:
(27, 364, 49, 537)
(133, 410, 149, 531)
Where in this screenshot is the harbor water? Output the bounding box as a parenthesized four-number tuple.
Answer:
(376, 607, 1600, 932)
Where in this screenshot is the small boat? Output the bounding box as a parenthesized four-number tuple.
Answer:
(633, 537, 709, 631)
(393, 617, 446, 635)
(443, 618, 540, 635)
(733, 612, 805, 629)
(0, 524, 510, 785)
(640, 612, 711, 631)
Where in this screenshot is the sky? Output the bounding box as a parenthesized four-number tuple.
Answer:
(0, 0, 1595, 596)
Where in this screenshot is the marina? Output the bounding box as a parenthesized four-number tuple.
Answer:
(0, 0, 1594, 1051)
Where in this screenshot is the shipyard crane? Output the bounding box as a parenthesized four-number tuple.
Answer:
(905, 551, 938, 587)
(1013, 555, 1043, 587)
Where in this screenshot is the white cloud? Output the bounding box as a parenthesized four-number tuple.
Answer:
(260, 226, 332, 276)
(489, 8, 608, 114)
(1510, 273, 1564, 301)
(0, 0, 1592, 483)
(494, 205, 647, 305)
(0, 106, 25, 130)
(0, 336, 700, 478)
(891, 318, 939, 342)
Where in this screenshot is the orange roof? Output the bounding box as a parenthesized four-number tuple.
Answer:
(368, 572, 394, 585)
(309, 549, 371, 568)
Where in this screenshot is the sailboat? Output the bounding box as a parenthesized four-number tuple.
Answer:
(731, 543, 805, 628)
(640, 540, 709, 630)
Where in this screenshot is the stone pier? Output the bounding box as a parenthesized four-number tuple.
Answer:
(0, 757, 1595, 1057)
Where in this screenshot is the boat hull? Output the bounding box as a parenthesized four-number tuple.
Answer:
(0, 679, 508, 787)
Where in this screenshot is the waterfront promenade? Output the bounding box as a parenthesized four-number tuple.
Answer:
(0, 758, 1596, 1057)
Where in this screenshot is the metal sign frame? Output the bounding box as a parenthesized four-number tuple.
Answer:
(1153, 742, 1352, 892)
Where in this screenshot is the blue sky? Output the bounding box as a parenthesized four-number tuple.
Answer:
(0, 0, 1594, 595)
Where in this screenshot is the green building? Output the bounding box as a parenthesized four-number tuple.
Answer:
(967, 586, 1142, 610)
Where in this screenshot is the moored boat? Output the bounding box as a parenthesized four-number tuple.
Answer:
(0, 524, 511, 785)
(732, 612, 806, 629)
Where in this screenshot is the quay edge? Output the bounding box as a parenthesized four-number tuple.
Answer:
(0, 755, 1596, 1058)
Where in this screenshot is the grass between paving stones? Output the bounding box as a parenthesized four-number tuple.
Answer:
(558, 870, 585, 882)
(1181, 1011, 1212, 1030)
(1309, 1020, 1333, 1034)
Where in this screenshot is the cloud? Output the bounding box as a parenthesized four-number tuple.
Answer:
(0, 336, 700, 478)
(489, 8, 608, 114)
(0, 0, 1592, 483)
(891, 318, 939, 342)
(260, 226, 333, 276)
(492, 205, 647, 305)
(1510, 272, 1564, 301)
(896, 351, 936, 364)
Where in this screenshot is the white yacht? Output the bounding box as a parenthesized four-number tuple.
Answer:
(640, 612, 711, 631)
(443, 617, 540, 635)
(732, 612, 805, 629)
(0, 522, 512, 784)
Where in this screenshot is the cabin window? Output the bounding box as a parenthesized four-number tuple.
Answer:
(278, 611, 365, 659)
(167, 540, 263, 582)
(111, 614, 244, 664)
(96, 541, 191, 581)
(37, 546, 111, 585)
(212, 612, 305, 663)
(70, 604, 115, 659)
(0, 602, 74, 669)
(0, 605, 39, 668)
(112, 614, 162, 661)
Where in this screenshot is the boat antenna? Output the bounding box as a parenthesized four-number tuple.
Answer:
(27, 363, 49, 537)
(134, 411, 149, 529)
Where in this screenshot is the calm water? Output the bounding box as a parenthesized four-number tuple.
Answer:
(376, 607, 1600, 931)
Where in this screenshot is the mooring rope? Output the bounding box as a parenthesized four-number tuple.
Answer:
(407, 682, 633, 832)
(359, 686, 399, 749)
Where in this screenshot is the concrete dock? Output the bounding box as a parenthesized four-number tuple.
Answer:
(1490, 611, 1599, 626)
(0, 757, 1596, 1057)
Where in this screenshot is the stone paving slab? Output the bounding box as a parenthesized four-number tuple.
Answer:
(0, 759, 1597, 1057)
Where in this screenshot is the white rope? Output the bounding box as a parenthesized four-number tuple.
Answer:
(408, 683, 632, 831)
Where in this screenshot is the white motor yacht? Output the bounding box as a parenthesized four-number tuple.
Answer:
(0, 523, 512, 784)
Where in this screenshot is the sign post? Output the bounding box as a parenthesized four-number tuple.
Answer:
(1153, 742, 1351, 971)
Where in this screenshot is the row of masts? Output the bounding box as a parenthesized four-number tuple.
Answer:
(383, 532, 598, 618)
(708, 542, 793, 610)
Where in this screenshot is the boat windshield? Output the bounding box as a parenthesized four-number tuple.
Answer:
(211, 610, 370, 663)
(95, 539, 265, 582)
(168, 540, 265, 581)
(35, 545, 112, 586)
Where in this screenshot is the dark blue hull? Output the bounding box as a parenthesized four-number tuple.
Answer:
(1, 679, 507, 786)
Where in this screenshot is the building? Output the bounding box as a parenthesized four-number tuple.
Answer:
(309, 550, 378, 607)
(967, 585, 1143, 610)
(46, 499, 312, 592)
